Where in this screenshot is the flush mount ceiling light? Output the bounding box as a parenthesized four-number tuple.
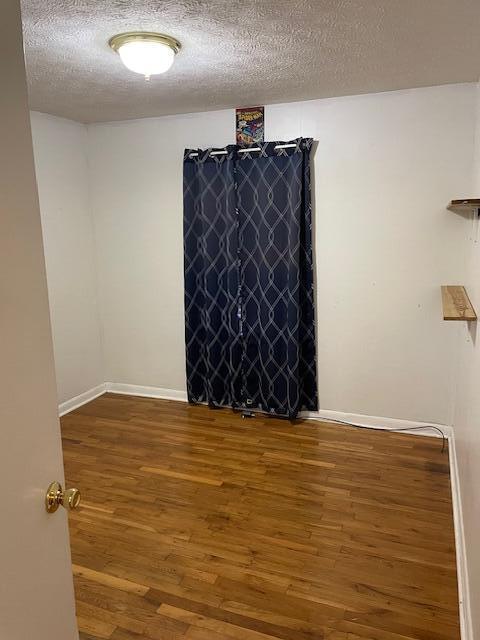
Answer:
(109, 32, 181, 79)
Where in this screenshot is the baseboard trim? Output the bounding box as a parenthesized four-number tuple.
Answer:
(87, 382, 452, 439)
(106, 382, 188, 402)
(103, 384, 452, 439)
(58, 381, 470, 637)
(448, 429, 473, 640)
(58, 383, 107, 417)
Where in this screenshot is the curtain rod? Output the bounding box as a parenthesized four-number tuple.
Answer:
(188, 143, 297, 158)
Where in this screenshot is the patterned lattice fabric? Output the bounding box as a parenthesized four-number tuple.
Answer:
(183, 138, 317, 419)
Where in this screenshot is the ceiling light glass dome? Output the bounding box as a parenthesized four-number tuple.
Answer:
(109, 32, 181, 78)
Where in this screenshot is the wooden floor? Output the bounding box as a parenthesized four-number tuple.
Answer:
(61, 393, 460, 640)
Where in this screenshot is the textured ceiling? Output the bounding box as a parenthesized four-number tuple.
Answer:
(21, 0, 480, 124)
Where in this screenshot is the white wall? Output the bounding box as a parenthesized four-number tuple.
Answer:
(31, 112, 104, 404)
(87, 83, 476, 424)
(451, 82, 480, 640)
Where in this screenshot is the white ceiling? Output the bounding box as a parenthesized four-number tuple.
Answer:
(21, 0, 480, 124)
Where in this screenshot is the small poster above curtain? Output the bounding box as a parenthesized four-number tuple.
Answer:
(236, 106, 264, 146)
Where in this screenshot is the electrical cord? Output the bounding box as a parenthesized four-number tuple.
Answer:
(232, 406, 447, 453)
(312, 417, 447, 453)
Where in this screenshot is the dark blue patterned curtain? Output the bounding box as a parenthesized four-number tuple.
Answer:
(183, 138, 317, 418)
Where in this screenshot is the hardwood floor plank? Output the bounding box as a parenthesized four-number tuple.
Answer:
(62, 394, 460, 640)
(158, 603, 281, 640)
(140, 467, 223, 486)
(77, 614, 116, 639)
(73, 564, 149, 595)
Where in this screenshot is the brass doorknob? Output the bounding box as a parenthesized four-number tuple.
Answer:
(45, 481, 81, 513)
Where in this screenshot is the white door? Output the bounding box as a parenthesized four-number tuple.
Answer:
(0, 2, 79, 639)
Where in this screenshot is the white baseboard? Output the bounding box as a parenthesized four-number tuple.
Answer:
(58, 383, 107, 417)
(57, 381, 470, 638)
(78, 382, 450, 439)
(448, 429, 473, 640)
(104, 386, 450, 438)
(105, 382, 188, 402)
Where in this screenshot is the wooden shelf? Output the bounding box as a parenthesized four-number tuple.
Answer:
(447, 199, 480, 214)
(441, 286, 477, 321)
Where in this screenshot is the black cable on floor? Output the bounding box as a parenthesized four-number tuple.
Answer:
(314, 417, 447, 453)
(232, 406, 447, 453)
